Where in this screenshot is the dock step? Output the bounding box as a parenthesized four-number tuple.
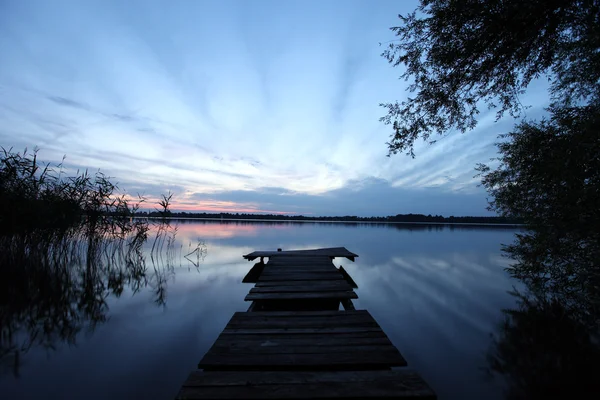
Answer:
(198, 311, 406, 371)
(176, 247, 436, 399)
(177, 369, 436, 399)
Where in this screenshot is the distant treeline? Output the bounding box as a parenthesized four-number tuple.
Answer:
(134, 211, 522, 224)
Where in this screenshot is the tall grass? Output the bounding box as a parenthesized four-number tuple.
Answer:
(0, 148, 206, 376)
(0, 147, 144, 234)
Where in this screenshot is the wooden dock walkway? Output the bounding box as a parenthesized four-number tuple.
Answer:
(176, 247, 436, 399)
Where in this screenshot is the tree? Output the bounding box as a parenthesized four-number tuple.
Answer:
(477, 105, 600, 319)
(382, 0, 600, 323)
(380, 0, 600, 156)
(487, 294, 600, 400)
(382, 2, 600, 396)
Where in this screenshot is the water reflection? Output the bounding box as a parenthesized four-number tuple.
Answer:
(342, 249, 514, 399)
(487, 294, 600, 399)
(485, 225, 600, 399)
(175, 218, 521, 232)
(1, 220, 523, 399)
(0, 219, 205, 377)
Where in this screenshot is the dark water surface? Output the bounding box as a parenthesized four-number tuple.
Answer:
(1, 220, 521, 399)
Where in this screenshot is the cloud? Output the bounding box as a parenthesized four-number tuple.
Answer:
(47, 96, 91, 111)
(0, 0, 549, 216)
(186, 177, 492, 217)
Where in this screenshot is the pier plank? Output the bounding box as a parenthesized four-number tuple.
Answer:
(177, 370, 435, 399)
(245, 291, 357, 301)
(199, 351, 406, 370)
(243, 247, 358, 261)
(257, 274, 345, 281)
(176, 247, 436, 399)
(255, 280, 351, 287)
(212, 337, 394, 350)
(249, 285, 353, 293)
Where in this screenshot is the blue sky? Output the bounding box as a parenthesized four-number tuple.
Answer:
(0, 0, 547, 216)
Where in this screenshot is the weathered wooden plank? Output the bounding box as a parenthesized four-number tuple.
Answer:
(198, 350, 407, 370)
(225, 311, 374, 325)
(262, 272, 339, 275)
(262, 268, 336, 271)
(249, 285, 353, 293)
(228, 310, 374, 322)
(257, 274, 345, 281)
(249, 299, 343, 312)
(213, 330, 387, 340)
(220, 327, 383, 335)
(268, 257, 333, 265)
(261, 269, 337, 274)
(244, 247, 358, 261)
(245, 291, 358, 301)
(266, 260, 335, 265)
(262, 263, 336, 268)
(256, 278, 344, 283)
(180, 368, 432, 386)
(255, 280, 352, 287)
(260, 269, 338, 274)
(212, 336, 393, 349)
(232, 310, 369, 317)
(267, 254, 333, 258)
(265, 267, 336, 270)
(225, 318, 377, 329)
(267, 257, 333, 261)
(265, 264, 335, 268)
(261, 265, 340, 275)
(269, 254, 333, 258)
(178, 369, 434, 399)
(208, 344, 401, 356)
(197, 351, 406, 369)
(265, 262, 335, 267)
(269, 260, 333, 262)
(267, 256, 334, 261)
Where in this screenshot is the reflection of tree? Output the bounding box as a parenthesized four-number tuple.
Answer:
(176, 218, 519, 232)
(0, 219, 205, 377)
(488, 291, 600, 399)
(487, 203, 600, 398)
(488, 226, 600, 398)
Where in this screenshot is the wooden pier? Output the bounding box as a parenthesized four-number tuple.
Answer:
(176, 247, 436, 399)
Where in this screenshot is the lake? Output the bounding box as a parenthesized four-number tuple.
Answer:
(0, 220, 521, 399)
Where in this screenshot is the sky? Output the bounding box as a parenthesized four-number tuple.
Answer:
(0, 0, 548, 216)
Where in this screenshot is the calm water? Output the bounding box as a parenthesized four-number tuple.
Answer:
(1, 220, 521, 399)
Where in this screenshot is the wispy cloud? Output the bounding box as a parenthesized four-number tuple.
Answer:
(0, 0, 548, 216)
(47, 95, 91, 111)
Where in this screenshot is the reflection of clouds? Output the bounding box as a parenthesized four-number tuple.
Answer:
(1, 220, 519, 399)
(173, 220, 301, 241)
(345, 251, 515, 399)
(488, 254, 515, 269)
(427, 259, 451, 269)
(353, 253, 514, 325)
(175, 221, 261, 240)
(172, 199, 295, 214)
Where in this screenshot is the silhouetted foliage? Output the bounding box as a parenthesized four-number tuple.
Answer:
(0, 216, 207, 377)
(477, 105, 600, 320)
(487, 292, 600, 399)
(477, 90, 600, 400)
(0, 148, 206, 376)
(138, 211, 521, 224)
(0, 147, 142, 234)
(383, 3, 600, 395)
(381, 0, 600, 156)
